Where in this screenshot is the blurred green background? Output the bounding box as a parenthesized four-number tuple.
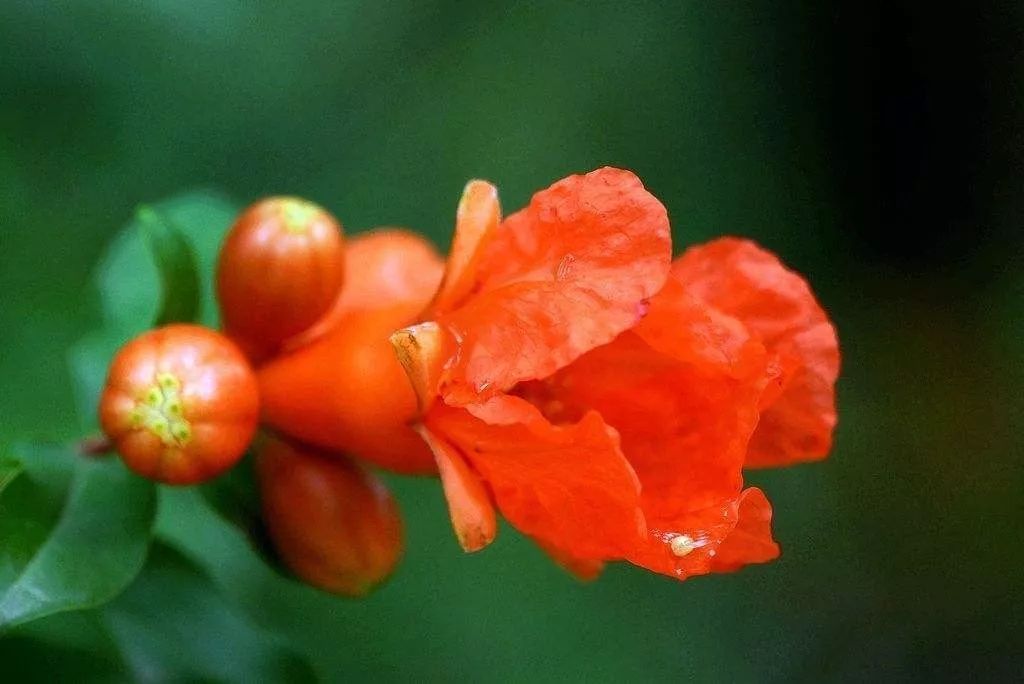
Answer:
(1, 1, 1021, 681)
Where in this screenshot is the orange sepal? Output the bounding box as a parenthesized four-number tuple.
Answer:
(429, 180, 501, 315)
(390, 322, 454, 412)
(413, 423, 497, 552)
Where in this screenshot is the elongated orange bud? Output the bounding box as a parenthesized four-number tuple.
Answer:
(256, 437, 403, 597)
(258, 303, 437, 474)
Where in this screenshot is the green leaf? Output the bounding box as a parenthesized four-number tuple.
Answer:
(0, 611, 125, 682)
(0, 445, 77, 591)
(100, 543, 316, 683)
(136, 205, 200, 326)
(198, 453, 282, 568)
(65, 330, 123, 433)
(69, 191, 239, 430)
(0, 450, 23, 498)
(0, 632, 124, 683)
(95, 190, 238, 335)
(0, 446, 157, 632)
(155, 487, 314, 628)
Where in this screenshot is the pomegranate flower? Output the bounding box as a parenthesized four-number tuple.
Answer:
(391, 167, 839, 581)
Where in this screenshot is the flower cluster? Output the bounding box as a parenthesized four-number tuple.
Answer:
(101, 168, 839, 591)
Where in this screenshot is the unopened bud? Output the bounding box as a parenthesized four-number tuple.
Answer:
(256, 437, 403, 597)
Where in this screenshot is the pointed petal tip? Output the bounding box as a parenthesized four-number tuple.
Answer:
(456, 525, 496, 553)
(431, 179, 502, 315)
(458, 179, 498, 213)
(412, 422, 498, 555)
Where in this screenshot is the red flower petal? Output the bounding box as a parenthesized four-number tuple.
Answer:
(708, 487, 780, 572)
(526, 331, 764, 516)
(634, 276, 767, 379)
(436, 167, 671, 405)
(672, 238, 840, 467)
(514, 300, 773, 580)
(533, 537, 606, 582)
(627, 487, 779, 580)
(424, 395, 645, 560)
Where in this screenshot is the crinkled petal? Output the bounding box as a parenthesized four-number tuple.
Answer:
(522, 331, 764, 516)
(634, 276, 766, 379)
(424, 395, 645, 559)
(708, 487, 779, 572)
(627, 487, 779, 580)
(672, 238, 840, 467)
(436, 167, 671, 405)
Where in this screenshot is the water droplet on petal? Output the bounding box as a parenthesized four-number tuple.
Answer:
(670, 534, 696, 557)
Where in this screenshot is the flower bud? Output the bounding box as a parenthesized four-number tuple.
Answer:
(216, 197, 345, 361)
(258, 303, 437, 474)
(99, 324, 259, 485)
(256, 437, 403, 596)
(286, 227, 443, 350)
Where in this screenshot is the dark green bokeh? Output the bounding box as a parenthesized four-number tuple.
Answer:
(1, 2, 1021, 681)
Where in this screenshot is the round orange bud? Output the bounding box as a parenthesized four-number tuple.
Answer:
(216, 197, 345, 361)
(99, 324, 259, 485)
(256, 437, 403, 596)
(286, 228, 443, 351)
(258, 302, 437, 474)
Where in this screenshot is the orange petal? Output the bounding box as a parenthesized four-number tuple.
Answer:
(634, 276, 766, 379)
(627, 487, 779, 581)
(525, 331, 764, 516)
(430, 180, 501, 315)
(534, 538, 605, 582)
(425, 395, 645, 560)
(413, 423, 497, 553)
(708, 487, 780, 572)
(436, 167, 671, 405)
(672, 238, 840, 467)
